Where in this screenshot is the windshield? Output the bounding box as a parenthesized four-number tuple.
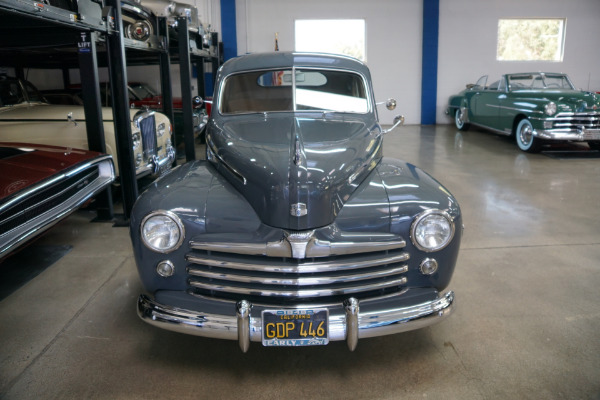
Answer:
(507, 73, 575, 90)
(219, 68, 369, 114)
(129, 84, 157, 100)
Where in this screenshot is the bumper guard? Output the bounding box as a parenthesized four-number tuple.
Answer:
(137, 291, 455, 352)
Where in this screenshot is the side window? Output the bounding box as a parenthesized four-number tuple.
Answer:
(24, 81, 43, 102)
(498, 77, 507, 92)
(474, 76, 488, 90)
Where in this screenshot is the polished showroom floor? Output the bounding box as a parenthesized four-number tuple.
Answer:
(1, 125, 599, 399)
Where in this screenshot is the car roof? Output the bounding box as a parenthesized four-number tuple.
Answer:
(218, 52, 371, 78)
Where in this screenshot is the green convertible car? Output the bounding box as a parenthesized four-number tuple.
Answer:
(446, 72, 600, 152)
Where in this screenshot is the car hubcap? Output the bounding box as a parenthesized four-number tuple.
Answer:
(520, 123, 533, 146)
(456, 110, 464, 127)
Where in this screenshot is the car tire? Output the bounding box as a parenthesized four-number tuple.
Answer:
(588, 141, 600, 151)
(515, 119, 542, 153)
(454, 108, 470, 131)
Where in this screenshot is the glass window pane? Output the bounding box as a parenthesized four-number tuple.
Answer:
(220, 70, 294, 114)
(295, 69, 368, 113)
(497, 19, 566, 61)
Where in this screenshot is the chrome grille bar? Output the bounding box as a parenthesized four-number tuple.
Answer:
(186, 252, 409, 274)
(188, 265, 409, 286)
(188, 277, 408, 298)
(189, 238, 407, 258)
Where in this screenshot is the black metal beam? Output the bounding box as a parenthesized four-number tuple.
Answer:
(196, 59, 206, 99)
(158, 17, 175, 162)
(105, 0, 138, 220)
(177, 17, 195, 162)
(77, 30, 114, 221)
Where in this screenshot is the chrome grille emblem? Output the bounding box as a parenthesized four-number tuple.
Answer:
(284, 230, 315, 259)
(290, 203, 307, 217)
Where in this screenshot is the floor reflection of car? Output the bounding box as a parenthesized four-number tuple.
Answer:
(447, 72, 600, 152)
(0, 76, 174, 177)
(132, 52, 462, 352)
(0, 142, 115, 259)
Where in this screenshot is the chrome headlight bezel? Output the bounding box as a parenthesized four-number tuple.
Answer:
(157, 122, 166, 137)
(410, 209, 455, 252)
(544, 102, 557, 116)
(132, 131, 141, 149)
(140, 210, 185, 253)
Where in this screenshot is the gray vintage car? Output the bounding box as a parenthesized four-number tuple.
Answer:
(131, 52, 462, 351)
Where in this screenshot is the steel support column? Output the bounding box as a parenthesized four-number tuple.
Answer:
(177, 16, 196, 161)
(77, 30, 114, 220)
(105, 0, 138, 219)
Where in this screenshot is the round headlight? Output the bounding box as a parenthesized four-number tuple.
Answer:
(410, 210, 455, 252)
(544, 102, 557, 116)
(141, 211, 185, 253)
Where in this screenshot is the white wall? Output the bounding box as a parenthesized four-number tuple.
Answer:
(19, 0, 600, 126)
(438, 0, 600, 124)
(235, 0, 423, 125)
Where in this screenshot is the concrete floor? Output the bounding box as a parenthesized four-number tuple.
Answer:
(1, 125, 599, 399)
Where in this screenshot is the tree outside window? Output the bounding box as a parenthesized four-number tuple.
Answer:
(497, 19, 566, 62)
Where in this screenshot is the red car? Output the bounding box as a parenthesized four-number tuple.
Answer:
(0, 142, 115, 259)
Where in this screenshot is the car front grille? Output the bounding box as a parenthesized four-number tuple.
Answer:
(185, 247, 410, 306)
(139, 113, 157, 161)
(0, 167, 100, 235)
(550, 112, 600, 131)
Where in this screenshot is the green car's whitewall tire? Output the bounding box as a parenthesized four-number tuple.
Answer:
(515, 119, 542, 153)
(454, 107, 470, 131)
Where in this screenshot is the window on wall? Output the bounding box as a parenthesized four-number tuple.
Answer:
(295, 19, 366, 61)
(497, 18, 566, 61)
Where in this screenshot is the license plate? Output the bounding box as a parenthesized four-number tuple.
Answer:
(262, 309, 329, 346)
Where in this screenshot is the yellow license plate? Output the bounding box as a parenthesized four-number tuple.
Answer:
(262, 309, 329, 346)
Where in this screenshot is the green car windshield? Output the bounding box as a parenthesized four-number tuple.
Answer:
(219, 69, 369, 114)
(507, 73, 575, 90)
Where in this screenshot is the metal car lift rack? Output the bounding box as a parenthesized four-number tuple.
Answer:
(0, 0, 221, 221)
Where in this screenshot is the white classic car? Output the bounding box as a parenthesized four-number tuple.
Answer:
(0, 75, 175, 177)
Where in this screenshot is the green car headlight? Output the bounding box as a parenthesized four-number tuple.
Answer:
(141, 211, 185, 253)
(544, 102, 557, 116)
(410, 209, 455, 252)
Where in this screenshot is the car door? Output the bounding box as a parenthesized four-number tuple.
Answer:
(470, 76, 501, 127)
(496, 76, 515, 134)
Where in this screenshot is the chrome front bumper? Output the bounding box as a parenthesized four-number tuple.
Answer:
(137, 290, 455, 352)
(535, 128, 600, 141)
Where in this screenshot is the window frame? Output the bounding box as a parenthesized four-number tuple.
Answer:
(496, 18, 567, 62)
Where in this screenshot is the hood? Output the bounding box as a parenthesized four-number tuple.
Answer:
(514, 90, 600, 112)
(0, 102, 115, 121)
(209, 114, 382, 230)
(0, 142, 100, 201)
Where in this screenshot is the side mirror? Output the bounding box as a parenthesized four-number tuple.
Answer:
(382, 115, 405, 134)
(376, 98, 397, 110)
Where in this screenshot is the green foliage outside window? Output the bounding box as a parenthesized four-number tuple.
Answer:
(497, 19, 565, 61)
